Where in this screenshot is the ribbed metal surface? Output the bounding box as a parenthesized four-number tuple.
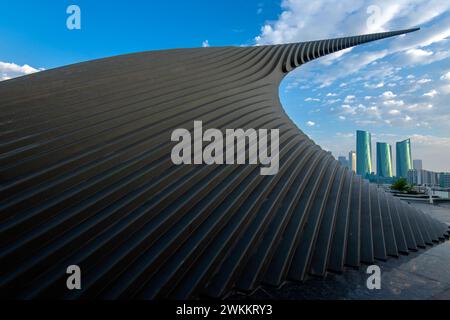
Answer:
(1, 28, 449, 299)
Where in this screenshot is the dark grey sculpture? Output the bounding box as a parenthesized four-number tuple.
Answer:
(0, 28, 449, 299)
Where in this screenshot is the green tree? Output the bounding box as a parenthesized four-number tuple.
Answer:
(391, 178, 414, 193)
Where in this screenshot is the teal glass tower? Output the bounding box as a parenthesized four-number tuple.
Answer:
(356, 130, 372, 177)
(376, 142, 393, 177)
(396, 138, 412, 178)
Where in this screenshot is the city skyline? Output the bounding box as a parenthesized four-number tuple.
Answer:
(329, 132, 449, 173)
(338, 129, 447, 177)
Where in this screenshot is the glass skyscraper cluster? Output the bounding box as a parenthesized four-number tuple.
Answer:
(356, 130, 372, 177)
(346, 131, 448, 185)
(340, 130, 423, 181)
(376, 142, 393, 178)
(396, 138, 413, 178)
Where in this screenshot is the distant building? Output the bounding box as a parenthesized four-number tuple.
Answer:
(408, 169, 440, 186)
(422, 170, 440, 186)
(338, 156, 348, 168)
(407, 169, 418, 185)
(349, 151, 357, 173)
(396, 138, 412, 178)
(413, 159, 422, 171)
(356, 130, 372, 177)
(440, 173, 450, 188)
(376, 142, 393, 178)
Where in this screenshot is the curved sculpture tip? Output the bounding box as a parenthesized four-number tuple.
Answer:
(281, 27, 420, 72)
(404, 27, 421, 33)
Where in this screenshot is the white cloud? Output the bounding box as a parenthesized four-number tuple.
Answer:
(304, 97, 320, 102)
(407, 103, 433, 111)
(423, 89, 438, 97)
(365, 82, 385, 89)
(255, 0, 450, 45)
(406, 48, 433, 58)
(401, 47, 450, 65)
(257, 3, 264, 15)
(306, 120, 316, 127)
(416, 78, 432, 84)
(319, 48, 353, 66)
(255, 0, 450, 89)
(326, 98, 341, 105)
(388, 109, 401, 115)
(0, 61, 42, 81)
(341, 104, 357, 115)
(355, 120, 377, 125)
(381, 91, 397, 99)
(336, 132, 354, 138)
(441, 84, 450, 94)
(411, 134, 450, 146)
(383, 99, 405, 107)
(441, 71, 450, 81)
(365, 105, 381, 118)
(343, 95, 355, 103)
(202, 40, 210, 48)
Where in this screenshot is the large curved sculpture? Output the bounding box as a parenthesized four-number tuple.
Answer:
(0, 28, 449, 299)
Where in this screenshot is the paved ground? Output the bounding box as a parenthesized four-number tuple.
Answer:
(229, 201, 450, 300)
(408, 201, 450, 226)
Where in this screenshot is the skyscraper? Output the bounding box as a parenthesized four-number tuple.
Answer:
(396, 138, 412, 178)
(356, 130, 372, 177)
(376, 142, 393, 177)
(349, 151, 356, 173)
(338, 156, 348, 168)
(413, 159, 423, 170)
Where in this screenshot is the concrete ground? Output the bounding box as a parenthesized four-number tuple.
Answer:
(229, 202, 450, 300)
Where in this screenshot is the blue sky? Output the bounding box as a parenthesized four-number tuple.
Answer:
(1, 0, 450, 172)
(0, 0, 278, 67)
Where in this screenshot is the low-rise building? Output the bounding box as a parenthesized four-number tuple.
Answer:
(440, 173, 450, 188)
(407, 169, 440, 186)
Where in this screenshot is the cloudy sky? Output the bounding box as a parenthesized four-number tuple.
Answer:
(1, 0, 449, 172)
(268, 0, 450, 173)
